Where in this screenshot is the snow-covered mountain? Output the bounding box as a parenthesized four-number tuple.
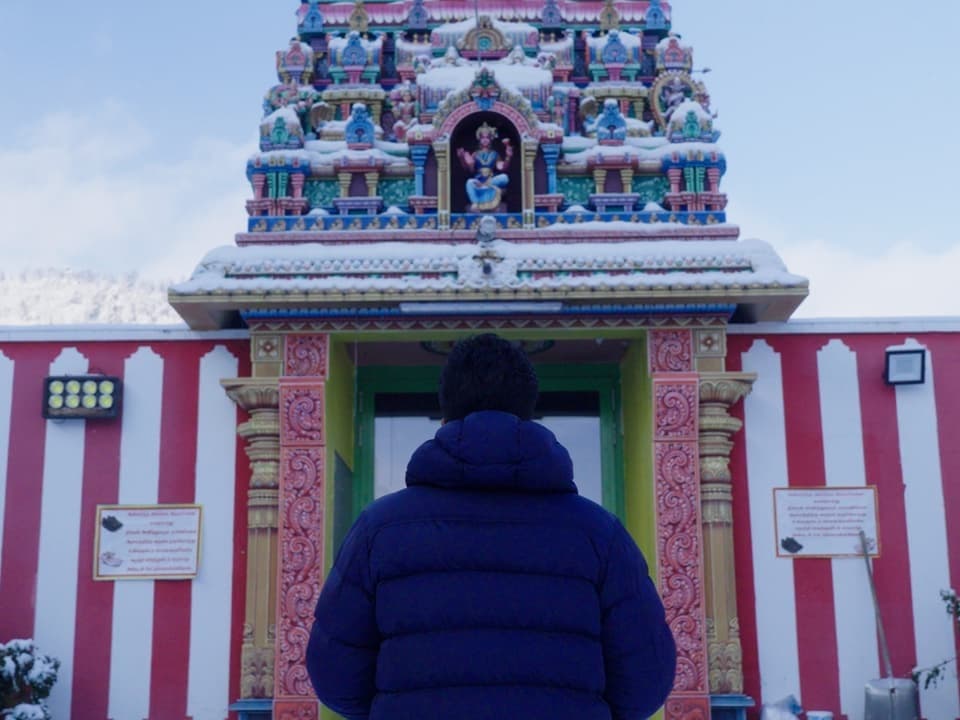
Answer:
(0, 269, 184, 325)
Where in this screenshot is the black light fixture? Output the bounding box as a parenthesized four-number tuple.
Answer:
(43, 375, 123, 419)
(883, 348, 926, 386)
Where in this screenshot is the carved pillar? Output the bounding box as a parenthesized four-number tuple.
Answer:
(410, 144, 430, 196)
(541, 143, 560, 194)
(222, 377, 281, 700)
(649, 329, 711, 720)
(274, 334, 329, 720)
(593, 168, 607, 194)
(337, 171, 351, 198)
(433, 140, 450, 229)
(698, 372, 755, 695)
(522, 138, 539, 228)
(364, 171, 379, 197)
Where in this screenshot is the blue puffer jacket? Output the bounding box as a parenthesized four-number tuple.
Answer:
(308, 411, 676, 720)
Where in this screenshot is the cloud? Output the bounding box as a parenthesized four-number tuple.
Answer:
(777, 240, 960, 319)
(0, 102, 254, 281)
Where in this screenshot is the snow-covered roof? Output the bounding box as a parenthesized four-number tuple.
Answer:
(418, 59, 552, 93)
(170, 236, 808, 325)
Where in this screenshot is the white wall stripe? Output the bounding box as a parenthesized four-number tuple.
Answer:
(33, 348, 89, 719)
(108, 347, 164, 720)
(741, 339, 801, 704)
(894, 341, 960, 719)
(187, 346, 239, 720)
(0, 351, 14, 583)
(816, 339, 878, 720)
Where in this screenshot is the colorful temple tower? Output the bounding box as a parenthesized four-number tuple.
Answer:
(169, 2, 808, 718)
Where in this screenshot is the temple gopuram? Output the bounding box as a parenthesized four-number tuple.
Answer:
(3, 2, 959, 720)
(169, 1, 807, 717)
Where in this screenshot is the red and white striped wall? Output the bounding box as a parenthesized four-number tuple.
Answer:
(2, 322, 959, 720)
(728, 321, 960, 720)
(0, 329, 250, 720)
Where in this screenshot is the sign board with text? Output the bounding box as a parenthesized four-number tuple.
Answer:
(773, 487, 879, 558)
(94, 504, 202, 580)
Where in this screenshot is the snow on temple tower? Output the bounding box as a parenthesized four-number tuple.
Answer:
(168, 2, 808, 718)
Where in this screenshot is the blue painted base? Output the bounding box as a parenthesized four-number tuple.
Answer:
(711, 694, 755, 720)
(228, 698, 273, 720)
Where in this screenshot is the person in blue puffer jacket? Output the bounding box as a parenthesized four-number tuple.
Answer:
(307, 333, 676, 720)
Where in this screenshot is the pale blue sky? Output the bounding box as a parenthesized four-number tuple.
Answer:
(1, 1, 957, 317)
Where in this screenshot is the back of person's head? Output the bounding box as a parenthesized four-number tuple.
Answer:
(439, 334, 539, 421)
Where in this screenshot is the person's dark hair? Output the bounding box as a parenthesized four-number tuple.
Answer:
(439, 334, 539, 421)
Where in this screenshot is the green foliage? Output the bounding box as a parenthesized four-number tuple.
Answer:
(0, 639, 60, 720)
(911, 589, 959, 689)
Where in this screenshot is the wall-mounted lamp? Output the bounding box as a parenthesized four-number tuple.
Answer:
(883, 348, 926, 386)
(43, 375, 123, 419)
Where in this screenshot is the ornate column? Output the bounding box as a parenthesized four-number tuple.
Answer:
(649, 328, 711, 720)
(274, 334, 329, 720)
(698, 372, 755, 695)
(410, 144, 430, 196)
(433, 139, 450, 229)
(521, 138, 539, 228)
(222, 377, 281, 701)
(541, 142, 560, 194)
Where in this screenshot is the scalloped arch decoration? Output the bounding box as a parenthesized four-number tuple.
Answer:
(437, 100, 535, 140)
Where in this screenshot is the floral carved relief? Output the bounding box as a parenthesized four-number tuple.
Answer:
(664, 695, 711, 720)
(276, 447, 325, 699)
(281, 384, 325, 445)
(656, 440, 707, 693)
(655, 382, 698, 440)
(285, 334, 329, 377)
(649, 329, 693, 373)
(273, 699, 319, 720)
(653, 376, 708, 707)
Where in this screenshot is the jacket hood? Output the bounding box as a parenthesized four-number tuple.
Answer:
(405, 410, 577, 494)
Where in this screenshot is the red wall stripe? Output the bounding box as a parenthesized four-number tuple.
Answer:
(927, 335, 960, 708)
(725, 335, 763, 708)
(852, 335, 918, 678)
(148, 344, 203, 720)
(229, 347, 252, 717)
(777, 336, 842, 715)
(70, 346, 125, 719)
(0, 345, 56, 639)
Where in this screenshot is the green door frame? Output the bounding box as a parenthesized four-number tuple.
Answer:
(353, 363, 624, 521)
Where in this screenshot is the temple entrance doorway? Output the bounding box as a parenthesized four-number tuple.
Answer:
(345, 355, 624, 551)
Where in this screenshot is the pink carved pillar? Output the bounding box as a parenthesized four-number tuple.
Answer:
(649, 329, 711, 719)
(290, 173, 306, 199)
(275, 334, 330, 720)
(252, 174, 267, 200)
(667, 168, 683, 194)
(706, 167, 721, 193)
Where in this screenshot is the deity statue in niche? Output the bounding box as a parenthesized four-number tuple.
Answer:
(456, 122, 513, 212)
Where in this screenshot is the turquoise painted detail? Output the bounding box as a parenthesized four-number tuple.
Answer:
(305, 179, 339, 209)
(683, 167, 706, 193)
(380, 177, 415, 208)
(557, 176, 593, 206)
(632, 176, 670, 204)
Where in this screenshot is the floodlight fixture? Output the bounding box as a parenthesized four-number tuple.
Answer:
(883, 348, 925, 386)
(43, 375, 122, 419)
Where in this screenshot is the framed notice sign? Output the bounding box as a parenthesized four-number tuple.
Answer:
(94, 504, 202, 580)
(773, 487, 879, 559)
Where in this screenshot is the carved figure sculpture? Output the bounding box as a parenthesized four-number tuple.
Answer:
(390, 83, 418, 142)
(456, 122, 513, 212)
